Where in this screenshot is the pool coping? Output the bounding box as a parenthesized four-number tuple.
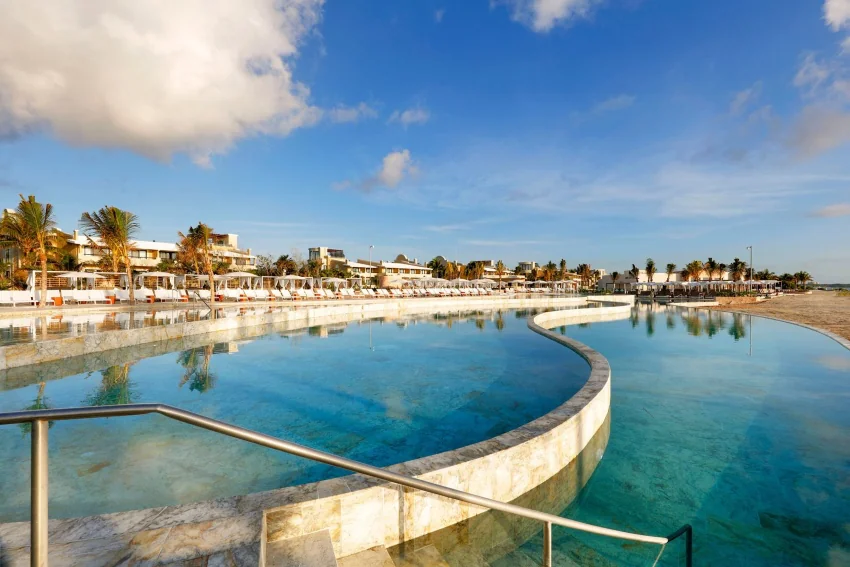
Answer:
(0, 297, 633, 565)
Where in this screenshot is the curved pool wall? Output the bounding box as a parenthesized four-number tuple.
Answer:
(0, 296, 594, 371)
(0, 297, 632, 565)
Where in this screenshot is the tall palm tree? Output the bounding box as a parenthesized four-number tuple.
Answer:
(704, 258, 719, 281)
(665, 263, 676, 282)
(794, 271, 812, 289)
(559, 259, 567, 280)
(0, 195, 56, 307)
(629, 264, 640, 282)
(494, 260, 506, 290)
(180, 223, 217, 309)
(79, 206, 140, 303)
(779, 273, 795, 289)
(685, 260, 704, 282)
(728, 258, 747, 282)
(611, 271, 620, 291)
(177, 229, 201, 273)
(645, 258, 657, 283)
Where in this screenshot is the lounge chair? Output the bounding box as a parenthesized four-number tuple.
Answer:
(255, 289, 271, 301)
(295, 289, 310, 300)
(377, 289, 391, 298)
(390, 289, 403, 298)
(196, 290, 212, 301)
(154, 289, 175, 302)
(89, 290, 109, 304)
(279, 289, 294, 300)
(136, 288, 155, 303)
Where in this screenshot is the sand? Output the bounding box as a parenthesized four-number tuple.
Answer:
(712, 290, 850, 341)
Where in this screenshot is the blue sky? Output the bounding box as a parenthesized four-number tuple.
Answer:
(2, 0, 850, 280)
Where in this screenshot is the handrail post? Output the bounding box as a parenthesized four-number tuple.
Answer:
(542, 521, 552, 567)
(686, 525, 693, 567)
(31, 419, 49, 567)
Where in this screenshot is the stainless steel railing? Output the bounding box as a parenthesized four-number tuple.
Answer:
(0, 404, 692, 567)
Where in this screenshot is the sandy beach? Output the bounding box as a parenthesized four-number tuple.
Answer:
(713, 290, 850, 341)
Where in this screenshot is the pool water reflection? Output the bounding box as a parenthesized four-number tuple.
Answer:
(0, 308, 589, 521)
(520, 304, 850, 566)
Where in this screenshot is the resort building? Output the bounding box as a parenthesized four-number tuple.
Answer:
(308, 247, 347, 270)
(67, 230, 255, 271)
(517, 261, 538, 274)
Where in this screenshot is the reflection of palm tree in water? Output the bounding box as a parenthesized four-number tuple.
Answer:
(178, 344, 217, 393)
(684, 313, 703, 336)
(630, 308, 640, 328)
(666, 310, 676, 329)
(645, 311, 655, 337)
(20, 382, 53, 436)
(85, 363, 137, 406)
(729, 313, 748, 341)
(705, 311, 726, 337)
(494, 310, 505, 332)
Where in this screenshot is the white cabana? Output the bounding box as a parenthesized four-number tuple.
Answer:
(449, 278, 471, 288)
(276, 275, 308, 290)
(320, 277, 348, 291)
(55, 271, 104, 290)
(135, 271, 177, 289)
(224, 271, 261, 289)
(469, 278, 495, 288)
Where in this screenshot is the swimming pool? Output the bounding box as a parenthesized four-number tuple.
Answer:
(0, 308, 590, 521)
(505, 304, 850, 566)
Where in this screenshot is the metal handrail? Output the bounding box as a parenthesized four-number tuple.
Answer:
(0, 404, 693, 567)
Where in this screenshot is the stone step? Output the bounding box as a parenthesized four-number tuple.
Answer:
(390, 545, 451, 567)
(337, 546, 395, 567)
(266, 529, 338, 567)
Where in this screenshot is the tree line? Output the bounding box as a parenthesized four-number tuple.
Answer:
(609, 257, 813, 289)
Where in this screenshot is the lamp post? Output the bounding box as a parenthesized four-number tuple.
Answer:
(746, 246, 753, 291)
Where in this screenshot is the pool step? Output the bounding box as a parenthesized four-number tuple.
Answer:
(337, 546, 395, 567)
(265, 529, 338, 567)
(388, 545, 451, 566)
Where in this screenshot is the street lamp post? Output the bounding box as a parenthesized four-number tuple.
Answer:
(746, 246, 753, 292)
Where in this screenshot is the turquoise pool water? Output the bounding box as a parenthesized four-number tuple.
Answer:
(0, 308, 589, 521)
(502, 304, 850, 566)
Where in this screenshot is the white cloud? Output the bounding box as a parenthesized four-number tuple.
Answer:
(790, 106, 850, 157)
(498, 0, 601, 33)
(843, 37, 850, 53)
(327, 103, 378, 123)
(729, 82, 762, 115)
(825, 0, 850, 30)
(336, 150, 418, 192)
(810, 202, 850, 217)
(591, 94, 635, 114)
(435, 9, 446, 23)
(388, 108, 430, 127)
(794, 54, 833, 93)
(0, 0, 324, 166)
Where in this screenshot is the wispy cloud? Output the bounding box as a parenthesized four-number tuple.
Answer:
(388, 108, 430, 127)
(591, 94, 636, 114)
(824, 0, 850, 31)
(496, 0, 602, 33)
(435, 8, 445, 22)
(729, 82, 762, 115)
(462, 239, 552, 246)
(335, 149, 419, 192)
(327, 103, 378, 123)
(231, 221, 314, 228)
(810, 202, 850, 217)
(423, 218, 501, 233)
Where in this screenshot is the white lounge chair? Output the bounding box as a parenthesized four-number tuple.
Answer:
(255, 289, 270, 301)
(279, 289, 294, 300)
(390, 289, 403, 298)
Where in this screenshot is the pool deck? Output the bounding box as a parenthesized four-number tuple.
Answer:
(0, 296, 633, 566)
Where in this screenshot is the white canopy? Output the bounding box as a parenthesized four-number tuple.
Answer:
(56, 271, 104, 280)
(135, 271, 176, 289)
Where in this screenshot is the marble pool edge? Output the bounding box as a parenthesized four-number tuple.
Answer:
(0, 296, 633, 565)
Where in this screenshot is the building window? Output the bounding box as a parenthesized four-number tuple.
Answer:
(129, 250, 149, 259)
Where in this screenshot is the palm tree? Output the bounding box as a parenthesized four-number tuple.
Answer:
(575, 264, 592, 289)
(559, 259, 567, 280)
(645, 258, 656, 283)
(177, 229, 201, 273)
(427, 257, 446, 279)
(704, 258, 719, 281)
(180, 223, 217, 310)
(728, 258, 747, 282)
(629, 264, 640, 282)
(794, 271, 812, 289)
(79, 206, 140, 304)
(779, 273, 795, 289)
(665, 263, 676, 282)
(178, 345, 217, 393)
(494, 260, 506, 290)
(611, 271, 620, 291)
(0, 195, 56, 307)
(685, 260, 704, 282)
